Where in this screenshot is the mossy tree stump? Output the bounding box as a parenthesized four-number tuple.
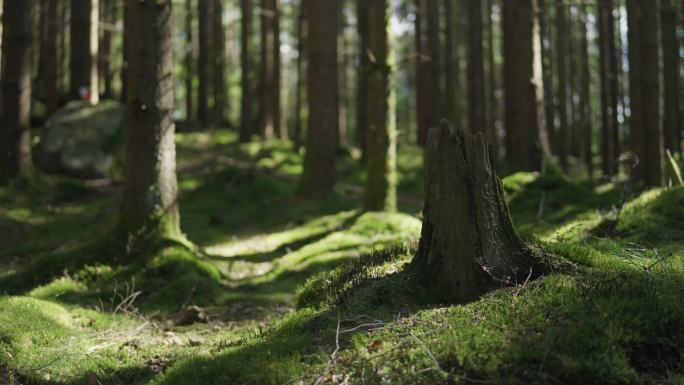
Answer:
(414, 121, 536, 301)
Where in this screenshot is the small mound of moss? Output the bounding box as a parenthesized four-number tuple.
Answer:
(615, 187, 684, 249)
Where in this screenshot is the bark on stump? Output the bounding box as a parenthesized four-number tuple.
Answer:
(414, 121, 536, 301)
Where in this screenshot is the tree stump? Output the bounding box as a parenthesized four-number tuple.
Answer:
(414, 121, 537, 301)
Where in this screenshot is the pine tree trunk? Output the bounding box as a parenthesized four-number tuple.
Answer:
(640, 0, 661, 187)
(213, 0, 227, 125)
(414, 122, 536, 301)
(598, 0, 619, 177)
(258, 0, 280, 139)
(626, 0, 643, 184)
(185, 0, 195, 122)
(539, 0, 556, 155)
(100, 0, 116, 100)
(661, 0, 681, 155)
(301, 0, 338, 196)
(239, 0, 253, 142)
(357, 0, 370, 154)
(484, 0, 499, 163)
(45, 0, 59, 116)
(362, 0, 396, 212)
(0, 0, 32, 184)
(70, 0, 99, 104)
(443, 0, 457, 128)
(198, 0, 213, 127)
(119, 0, 180, 243)
(503, 0, 550, 171)
(425, 0, 441, 133)
(121, 1, 129, 102)
(468, 0, 486, 136)
(414, 0, 429, 147)
(579, 6, 593, 177)
(337, 2, 348, 147)
(293, 0, 308, 149)
(555, 0, 569, 172)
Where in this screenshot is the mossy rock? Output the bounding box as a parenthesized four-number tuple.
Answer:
(35, 101, 125, 179)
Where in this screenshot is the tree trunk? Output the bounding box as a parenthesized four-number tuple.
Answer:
(239, 0, 253, 141)
(301, 0, 338, 196)
(70, 0, 99, 104)
(185, 0, 195, 122)
(258, 0, 280, 139)
(414, 0, 429, 147)
(119, 0, 180, 243)
(425, 0, 442, 133)
(414, 122, 536, 301)
(362, 0, 396, 212)
(627, 0, 661, 187)
(45, 0, 59, 116)
(484, 0, 499, 164)
(555, 0, 568, 172)
(443, 0, 457, 128)
(598, 0, 619, 177)
(357, 0, 370, 154)
(0, 0, 32, 184)
(503, 0, 550, 171)
(213, 0, 227, 125)
(121, 1, 129, 102)
(661, 0, 681, 155)
(198, 0, 213, 127)
(293, 0, 308, 148)
(337, 1, 348, 147)
(99, 0, 116, 100)
(579, 5, 593, 178)
(539, 0, 556, 155)
(468, 0, 486, 136)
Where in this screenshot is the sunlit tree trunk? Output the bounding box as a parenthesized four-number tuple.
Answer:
(503, 0, 550, 171)
(70, 0, 99, 104)
(0, 0, 32, 184)
(119, 0, 181, 244)
(362, 0, 396, 212)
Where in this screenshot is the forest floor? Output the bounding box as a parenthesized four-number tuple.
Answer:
(2, 130, 684, 384)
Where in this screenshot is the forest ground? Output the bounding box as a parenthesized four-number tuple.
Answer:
(1, 129, 684, 384)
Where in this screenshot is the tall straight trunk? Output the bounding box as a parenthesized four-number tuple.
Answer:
(598, 0, 619, 177)
(239, 0, 253, 141)
(640, 0, 662, 186)
(468, 0, 486, 136)
(662, 0, 681, 155)
(100, 0, 115, 99)
(185, 0, 195, 122)
(0, 0, 32, 184)
(579, 6, 593, 177)
(443, 0, 457, 127)
(539, 0, 556, 154)
(70, 0, 99, 104)
(293, 0, 308, 148)
(46, 0, 59, 116)
(214, 0, 227, 125)
(503, 0, 550, 171)
(198, 0, 213, 127)
(568, 5, 579, 158)
(301, 0, 338, 196)
(120, 0, 180, 242)
(484, 0, 499, 162)
(362, 0, 396, 212)
(626, 0, 643, 183)
(121, 2, 129, 102)
(357, 0, 370, 153)
(258, 0, 280, 138)
(36, 1, 48, 102)
(555, 0, 568, 171)
(337, 2, 348, 147)
(425, 0, 442, 133)
(415, 0, 429, 147)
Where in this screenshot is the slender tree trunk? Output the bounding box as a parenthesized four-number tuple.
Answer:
(337, 1, 348, 147)
(357, 0, 370, 154)
(258, 0, 280, 138)
(503, 0, 550, 171)
(484, 0, 499, 163)
(579, 6, 593, 177)
(239, 0, 253, 141)
(198, 0, 213, 127)
(662, 0, 681, 155)
(0, 0, 32, 184)
(443, 0, 457, 127)
(425, 0, 442, 133)
(598, 0, 619, 177)
(70, 0, 99, 104)
(100, 0, 116, 100)
(301, 0, 338, 196)
(293, 0, 308, 148)
(468, 0, 486, 136)
(121, 2, 129, 102)
(362, 0, 396, 212)
(556, 0, 569, 171)
(185, 0, 195, 122)
(640, 0, 662, 186)
(414, 0, 429, 147)
(46, 0, 59, 116)
(120, 0, 180, 242)
(626, 0, 643, 183)
(213, 0, 227, 125)
(539, 0, 556, 154)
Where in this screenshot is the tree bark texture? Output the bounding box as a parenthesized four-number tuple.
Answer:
(70, 0, 99, 104)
